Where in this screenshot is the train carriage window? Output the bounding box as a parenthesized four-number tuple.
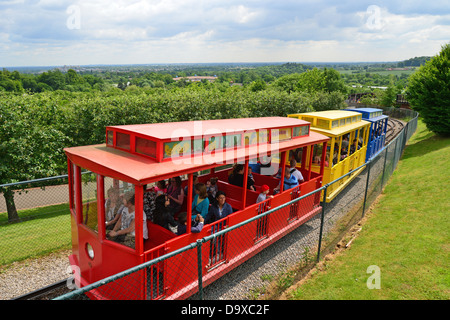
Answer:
(192, 138, 205, 154)
(164, 139, 191, 158)
(332, 136, 343, 166)
(223, 134, 241, 149)
(332, 120, 339, 128)
(316, 119, 329, 129)
(302, 116, 314, 124)
(81, 171, 98, 232)
(206, 135, 222, 152)
(312, 144, 327, 167)
(259, 129, 269, 144)
(301, 125, 309, 136)
(70, 163, 78, 214)
(136, 137, 157, 158)
(340, 119, 345, 126)
(103, 176, 136, 248)
(107, 130, 114, 146)
(116, 132, 130, 150)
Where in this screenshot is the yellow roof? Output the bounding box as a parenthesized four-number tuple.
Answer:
(288, 110, 370, 137)
(308, 120, 370, 136)
(289, 110, 361, 120)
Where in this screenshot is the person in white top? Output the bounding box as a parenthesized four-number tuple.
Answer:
(108, 191, 148, 248)
(289, 159, 304, 184)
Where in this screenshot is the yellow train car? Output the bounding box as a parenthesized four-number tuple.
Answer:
(288, 110, 371, 202)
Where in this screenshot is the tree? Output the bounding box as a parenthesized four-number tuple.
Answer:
(407, 43, 450, 136)
(0, 94, 71, 222)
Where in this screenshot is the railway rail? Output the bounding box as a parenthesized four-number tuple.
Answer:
(385, 118, 405, 145)
(11, 279, 70, 300)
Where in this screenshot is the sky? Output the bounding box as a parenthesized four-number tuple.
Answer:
(0, 0, 449, 67)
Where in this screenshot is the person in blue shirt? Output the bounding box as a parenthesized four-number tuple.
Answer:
(192, 183, 210, 220)
(206, 191, 233, 224)
(273, 167, 299, 194)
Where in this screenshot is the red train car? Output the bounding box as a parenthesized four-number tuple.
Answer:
(64, 117, 329, 299)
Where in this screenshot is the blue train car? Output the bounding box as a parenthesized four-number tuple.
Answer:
(346, 108, 388, 161)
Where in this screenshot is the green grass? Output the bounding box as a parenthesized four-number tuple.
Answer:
(0, 203, 72, 265)
(288, 119, 450, 300)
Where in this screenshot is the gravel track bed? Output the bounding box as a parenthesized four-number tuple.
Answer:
(0, 249, 72, 300)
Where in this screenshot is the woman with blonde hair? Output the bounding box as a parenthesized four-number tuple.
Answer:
(191, 183, 210, 220)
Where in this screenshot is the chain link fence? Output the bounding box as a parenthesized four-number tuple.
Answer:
(0, 107, 418, 300)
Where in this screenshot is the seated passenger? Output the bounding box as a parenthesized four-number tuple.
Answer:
(228, 164, 255, 191)
(154, 179, 167, 196)
(206, 177, 219, 203)
(289, 159, 304, 184)
(108, 191, 148, 248)
(192, 183, 210, 220)
(184, 173, 199, 199)
(349, 139, 359, 155)
(176, 212, 204, 235)
(340, 146, 348, 160)
(153, 194, 177, 232)
(249, 159, 261, 174)
(167, 176, 184, 216)
(256, 185, 273, 203)
(273, 167, 299, 194)
(206, 191, 233, 223)
(105, 187, 125, 230)
(143, 185, 157, 221)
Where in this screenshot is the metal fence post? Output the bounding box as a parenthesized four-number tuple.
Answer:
(316, 186, 328, 262)
(362, 161, 372, 218)
(196, 239, 204, 300)
(381, 147, 388, 188)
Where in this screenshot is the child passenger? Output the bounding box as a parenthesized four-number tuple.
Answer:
(257, 185, 273, 203)
(176, 212, 204, 235)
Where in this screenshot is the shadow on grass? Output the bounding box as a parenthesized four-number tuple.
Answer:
(0, 203, 70, 226)
(402, 135, 449, 160)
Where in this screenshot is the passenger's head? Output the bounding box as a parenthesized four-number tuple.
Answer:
(178, 211, 187, 225)
(170, 176, 182, 187)
(290, 159, 297, 168)
(123, 191, 135, 207)
(215, 191, 226, 206)
(233, 164, 244, 175)
(284, 167, 291, 178)
(157, 180, 166, 189)
(195, 183, 207, 199)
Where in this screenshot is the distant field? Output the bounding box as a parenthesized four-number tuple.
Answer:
(339, 69, 416, 76)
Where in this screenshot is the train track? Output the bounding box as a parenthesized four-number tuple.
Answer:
(385, 118, 405, 145)
(11, 279, 71, 300)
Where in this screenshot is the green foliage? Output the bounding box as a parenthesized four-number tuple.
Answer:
(273, 68, 348, 95)
(407, 43, 450, 136)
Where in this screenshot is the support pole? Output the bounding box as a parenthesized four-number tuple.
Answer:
(187, 173, 193, 233)
(317, 186, 328, 262)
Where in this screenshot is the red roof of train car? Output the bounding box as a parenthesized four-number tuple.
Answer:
(64, 117, 329, 185)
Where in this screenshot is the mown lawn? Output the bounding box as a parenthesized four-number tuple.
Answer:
(288, 119, 449, 300)
(0, 203, 71, 265)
